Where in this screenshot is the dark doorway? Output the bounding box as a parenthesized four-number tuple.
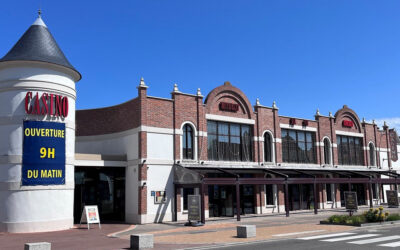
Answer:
(208, 185, 255, 217)
(74, 167, 125, 222)
(289, 184, 314, 211)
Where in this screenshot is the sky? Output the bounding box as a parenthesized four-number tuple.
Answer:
(1, 1, 400, 130)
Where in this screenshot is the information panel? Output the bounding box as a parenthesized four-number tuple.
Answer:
(22, 120, 65, 185)
(386, 190, 399, 208)
(344, 191, 358, 211)
(188, 195, 201, 221)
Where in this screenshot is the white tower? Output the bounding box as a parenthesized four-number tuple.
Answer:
(0, 13, 81, 232)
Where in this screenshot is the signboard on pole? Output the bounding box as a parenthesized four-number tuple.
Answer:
(386, 190, 399, 208)
(188, 195, 201, 221)
(22, 120, 65, 186)
(80, 205, 101, 230)
(344, 191, 358, 212)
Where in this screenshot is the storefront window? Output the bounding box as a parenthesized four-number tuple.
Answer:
(207, 121, 253, 162)
(337, 135, 364, 165)
(281, 129, 316, 163)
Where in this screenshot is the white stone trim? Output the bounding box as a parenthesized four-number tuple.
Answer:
(280, 124, 317, 132)
(198, 131, 207, 137)
(179, 122, 198, 161)
(74, 159, 127, 167)
(332, 143, 337, 148)
(205, 114, 255, 125)
(275, 138, 282, 143)
(335, 130, 364, 137)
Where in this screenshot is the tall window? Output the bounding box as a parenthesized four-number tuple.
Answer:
(369, 143, 376, 166)
(264, 132, 273, 162)
(337, 135, 364, 165)
(323, 138, 332, 165)
(281, 129, 316, 163)
(183, 124, 194, 159)
(207, 121, 252, 162)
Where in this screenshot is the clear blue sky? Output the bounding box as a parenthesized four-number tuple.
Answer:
(1, 1, 400, 129)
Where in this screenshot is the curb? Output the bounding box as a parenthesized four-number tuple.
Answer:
(320, 220, 400, 227)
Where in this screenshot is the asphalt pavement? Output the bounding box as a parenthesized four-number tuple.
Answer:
(188, 224, 400, 250)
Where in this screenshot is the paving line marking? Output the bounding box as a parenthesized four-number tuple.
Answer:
(322, 234, 380, 242)
(379, 241, 400, 247)
(298, 232, 356, 240)
(348, 235, 400, 245)
(273, 230, 326, 237)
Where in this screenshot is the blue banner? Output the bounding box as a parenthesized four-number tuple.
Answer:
(22, 121, 65, 185)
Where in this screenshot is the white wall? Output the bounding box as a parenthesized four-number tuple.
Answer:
(147, 133, 174, 160)
(0, 62, 77, 232)
(146, 165, 174, 223)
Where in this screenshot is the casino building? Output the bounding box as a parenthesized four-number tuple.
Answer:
(1, 15, 400, 233)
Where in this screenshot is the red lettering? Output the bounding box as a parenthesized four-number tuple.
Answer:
(24, 92, 69, 117)
(25, 92, 33, 114)
(41, 93, 49, 115)
(219, 102, 239, 112)
(33, 92, 40, 114)
(342, 120, 354, 128)
(55, 95, 62, 117)
(50, 94, 54, 116)
(62, 97, 68, 117)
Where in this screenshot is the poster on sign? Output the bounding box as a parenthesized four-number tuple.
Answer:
(80, 205, 101, 230)
(22, 120, 65, 185)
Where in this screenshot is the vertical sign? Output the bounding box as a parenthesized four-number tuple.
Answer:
(22, 121, 65, 185)
(188, 195, 201, 221)
(344, 191, 358, 211)
(386, 190, 399, 208)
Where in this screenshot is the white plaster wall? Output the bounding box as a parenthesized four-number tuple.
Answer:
(0, 62, 77, 232)
(147, 133, 173, 160)
(146, 165, 174, 223)
(76, 132, 138, 160)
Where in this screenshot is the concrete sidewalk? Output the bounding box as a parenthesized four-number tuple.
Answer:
(1, 207, 399, 250)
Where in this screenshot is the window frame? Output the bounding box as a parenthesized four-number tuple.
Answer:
(337, 135, 364, 166)
(263, 131, 274, 163)
(207, 120, 253, 162)
(281, 129, 317, 164)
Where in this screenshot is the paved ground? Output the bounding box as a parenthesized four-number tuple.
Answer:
(203, 225, 400, 250)
(1, 207, 400, 249)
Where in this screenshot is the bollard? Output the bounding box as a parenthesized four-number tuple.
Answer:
(237, 225, 256, 238)
(24, 242, 51, 250)
(130, 234, 154, 249)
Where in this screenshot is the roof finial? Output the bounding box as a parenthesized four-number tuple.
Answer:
(197, 88, 203, 97)
(137, 77, 148, 89)
(173, 83, 180, 93)
(256, 98, 260, 106)
(329, 111, 334, 118)
(315, 108, 320, 116)
(362, 117, 366, 123)
(38, 8, 42, 18)
(272, 101, 278, 110)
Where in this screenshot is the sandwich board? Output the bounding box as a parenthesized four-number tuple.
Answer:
(80, 205, 101, 230)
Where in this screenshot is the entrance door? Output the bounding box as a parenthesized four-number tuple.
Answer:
(208, 185, 234, 217)
(289, 184, 314, 211)
(74, 167, 125, 222)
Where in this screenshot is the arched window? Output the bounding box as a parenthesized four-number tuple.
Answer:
(369, 143, 376, 166)
(264, 132, 273, 162)
(183, 124, 194, 159)
(323, 138, 331, 165)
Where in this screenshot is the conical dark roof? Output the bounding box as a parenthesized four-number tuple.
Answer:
(0, 16, 81, 80)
